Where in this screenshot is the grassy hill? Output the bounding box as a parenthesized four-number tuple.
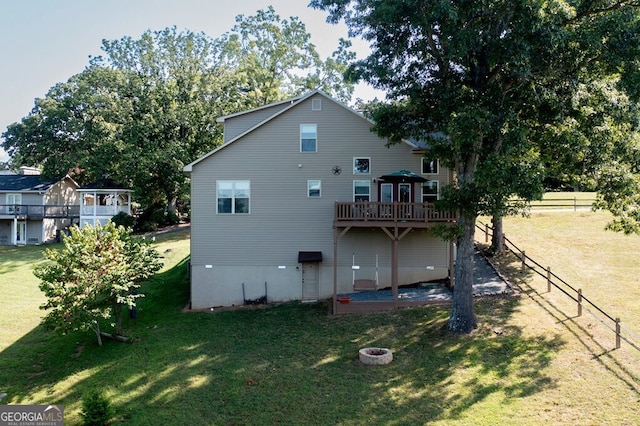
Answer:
(0, 215, 639, 425)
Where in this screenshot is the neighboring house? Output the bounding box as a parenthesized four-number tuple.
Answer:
(0, 167, 79, 245)
(184, 90, 456, 311)
(77, 180, 132, 228)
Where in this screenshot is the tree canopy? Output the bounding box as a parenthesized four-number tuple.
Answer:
(2, 7, 355, 226)
(311, 0, 640, 333)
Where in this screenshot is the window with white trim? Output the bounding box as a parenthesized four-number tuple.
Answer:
(300, 124, 317, 152)
(6, 193, 21, 213)
(422, 181, 439, 202)
(354, 180, 371, 202)
(308, 180, 321, 197)
(217, 180, 250, 214)
(422, 158, 439, 174)
(353, 157, 370, 175)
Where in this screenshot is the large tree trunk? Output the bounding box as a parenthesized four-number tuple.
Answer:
(113, 301, 123, 335)
(490, 214, 504, 254)
(448, 214, 478, 333)
(92, 322, 103, 346)
(166, 196, 178, 216)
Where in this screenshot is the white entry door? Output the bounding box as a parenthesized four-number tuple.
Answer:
(301, 263, 320, 302)
(15, 221, 26, 244)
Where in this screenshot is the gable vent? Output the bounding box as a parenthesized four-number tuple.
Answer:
(312, 99, 322, 111)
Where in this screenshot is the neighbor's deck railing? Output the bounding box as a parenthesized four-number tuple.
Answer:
(80, 205, 129, 216)
(0, 204, 80, 219)
(334, 201, 456, 224)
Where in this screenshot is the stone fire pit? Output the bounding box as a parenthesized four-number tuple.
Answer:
(358, 347, 393, 365)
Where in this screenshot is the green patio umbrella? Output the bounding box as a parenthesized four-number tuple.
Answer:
(378, 170, 428, 183)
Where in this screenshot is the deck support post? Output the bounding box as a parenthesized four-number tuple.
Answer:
(333, 227, 338, 314)
(392, 228, 399, 309)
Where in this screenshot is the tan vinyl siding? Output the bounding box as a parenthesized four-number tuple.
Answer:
(190, 93, 451, 306)
(44, 178, 79, 206)
(222, 102, 294, 143)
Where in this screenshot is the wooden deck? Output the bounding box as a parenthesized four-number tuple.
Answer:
(0, 204, 80, 219)
(334, 201, 456, 228)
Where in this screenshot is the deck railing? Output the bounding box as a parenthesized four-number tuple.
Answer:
(0, 204, 80, 219)
(334, 201, 456, 224)
(80, 205, 129, 216)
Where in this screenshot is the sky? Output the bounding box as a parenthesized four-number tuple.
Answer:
(0, 0, 384, 162)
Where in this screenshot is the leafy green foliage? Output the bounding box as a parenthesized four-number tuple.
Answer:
(312, 0, 640, 332)
(2, 9, 355, 224)
(80, 390, 114, 426)
(110, 212, 135, 229)
(34, 222, 163, 345)
(220, 6, 355, 106)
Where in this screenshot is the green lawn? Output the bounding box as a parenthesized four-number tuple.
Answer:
(1, 217, 639, 425)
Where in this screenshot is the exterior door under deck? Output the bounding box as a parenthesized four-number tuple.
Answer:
(301, 262, 320, 302)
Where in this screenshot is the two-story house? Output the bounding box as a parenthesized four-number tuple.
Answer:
(184, 90, 456, 312)
(0, 167, 79, 245)
(0, 168, 133, 245)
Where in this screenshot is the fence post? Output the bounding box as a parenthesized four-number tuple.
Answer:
(521, 250, 526, 272)
(485, 224, 489, 243)
(574, 197, 577, 212)
(546, 267, 551, 292)
(616, 318, 621, 349)
(577, 289, 582, 317)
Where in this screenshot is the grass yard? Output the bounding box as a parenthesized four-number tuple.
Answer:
(0, 216, 639, 425)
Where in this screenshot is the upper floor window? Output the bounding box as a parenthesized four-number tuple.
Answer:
(300, 124, 317, 152)
(217, 180, 250, 214)
(353, 157, 370, 175)
(6, 193, 21, 205)
(6, 193, 21, 213)
(422, 158, 439, 174)
(422, 181, 439, 202)
(308, 180, 321, 197)
(354, 180, 371, 202)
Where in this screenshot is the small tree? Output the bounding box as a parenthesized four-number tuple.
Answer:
(80, 390, 114, 426)
(35, 222, 162, 346)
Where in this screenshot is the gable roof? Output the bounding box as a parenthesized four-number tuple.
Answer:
(215, 94, 304, 123)
(77, 178, 131, 192)
(0, 174, 57, 192)
(184, 90, 418, 172)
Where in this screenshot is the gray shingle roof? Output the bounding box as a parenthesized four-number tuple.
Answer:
(0, 174, 55, 192)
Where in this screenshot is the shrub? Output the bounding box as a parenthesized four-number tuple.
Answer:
(111, 212, 135, 229)
(80, 390, 114, 426)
